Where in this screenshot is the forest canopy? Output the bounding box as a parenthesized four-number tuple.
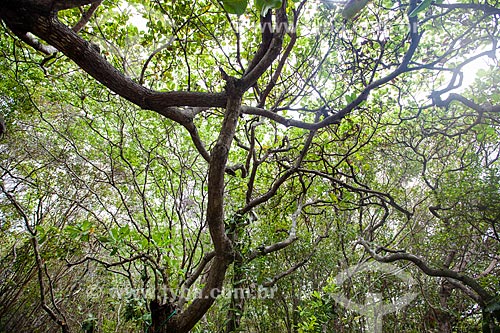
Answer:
(0, 0, 499, 332)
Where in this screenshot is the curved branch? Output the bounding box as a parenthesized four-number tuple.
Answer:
(247, 195, 304, 261)
(242, 4, 422, 130)
(358, 238, 494, 306)
(65, 254, 146, 268)
(238, 119, 317, 215)
(299, 168, 412, 218)
(183, 121, 211, 162)
(432, 93, 500, 114)
(182, 251, 216, 289)
(72, 0, 102, 33)
(240, 5, 289, 90)
(174, 79, 242, 332)
(0, 5, 227, 124)
(262, 224, 331, 287)
(139, 36, 176, 85)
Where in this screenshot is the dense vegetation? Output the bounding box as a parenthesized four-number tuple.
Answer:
(0, 0, 499, 332)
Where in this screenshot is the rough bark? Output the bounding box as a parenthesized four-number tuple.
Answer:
(148, 80, 242, 333)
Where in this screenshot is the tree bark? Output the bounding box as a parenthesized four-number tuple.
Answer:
(0, 1, 288, 332)
(148, 80, 242, 333)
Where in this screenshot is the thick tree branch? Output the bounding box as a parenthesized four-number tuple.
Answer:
(32, 16, 226, 111)
(445, 278, 482, 304)
(358, 238, 494, 306)
(240, 5, 289, 90)
(0, 6, 227, 124)
(206, 83, 241, 256)
(243, 12, 273, 77)
(432, 93, 500, 114)
(14, 32, 58, 55)
(172, 79, 242, 332)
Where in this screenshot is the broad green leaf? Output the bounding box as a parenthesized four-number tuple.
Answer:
(119, 225, 130, 237)
(222, 0, 248, 15)
(255, 0, 282, 16)
(65, 225, 81, 240)
(110, 227, 120, 241)
(81, 220, 92, 231)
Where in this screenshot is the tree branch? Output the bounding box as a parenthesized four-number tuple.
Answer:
(247, 195, 304, 261)
(1, 7, 227, 124)
(14, 32, 58, 55)
(240, 5, 289, 90)
(32, 236, 69, 333)
(237, 118, 317, 215)
(173, 79, 242, 332)
(262, 227, 330, 287)
(53, 0, 103, 11)
(358, 238, 494, 306)
(182, 251, 216, 289)
(72, 0, 102, 33)
(432, 93, 500, 114)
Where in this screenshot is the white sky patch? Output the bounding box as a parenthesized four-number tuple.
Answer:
(437, 48, 497, 101)
(457, 54, 496, 91)
(130, 11, 148, 32)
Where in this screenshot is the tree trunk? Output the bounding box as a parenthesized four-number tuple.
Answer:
(436, 279, 454, 333)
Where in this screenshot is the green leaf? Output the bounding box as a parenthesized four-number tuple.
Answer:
(119, 225, 130, 237)
(65, 225, 81, 240)
(81, 233, 90, 242)
(81, 220, 92, 231)
(409, 0, 433, 17)
(312, 290, 322, 299)
(222, 0, 248, 15)
(36, 225, 48, 243)
(345, 92, 357, 104)
(110, 228, 120, 241)
(255, 0, 282, 16)
(97, 235, 109, 243)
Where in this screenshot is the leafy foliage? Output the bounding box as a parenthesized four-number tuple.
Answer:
(0, 0, 499, 332)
